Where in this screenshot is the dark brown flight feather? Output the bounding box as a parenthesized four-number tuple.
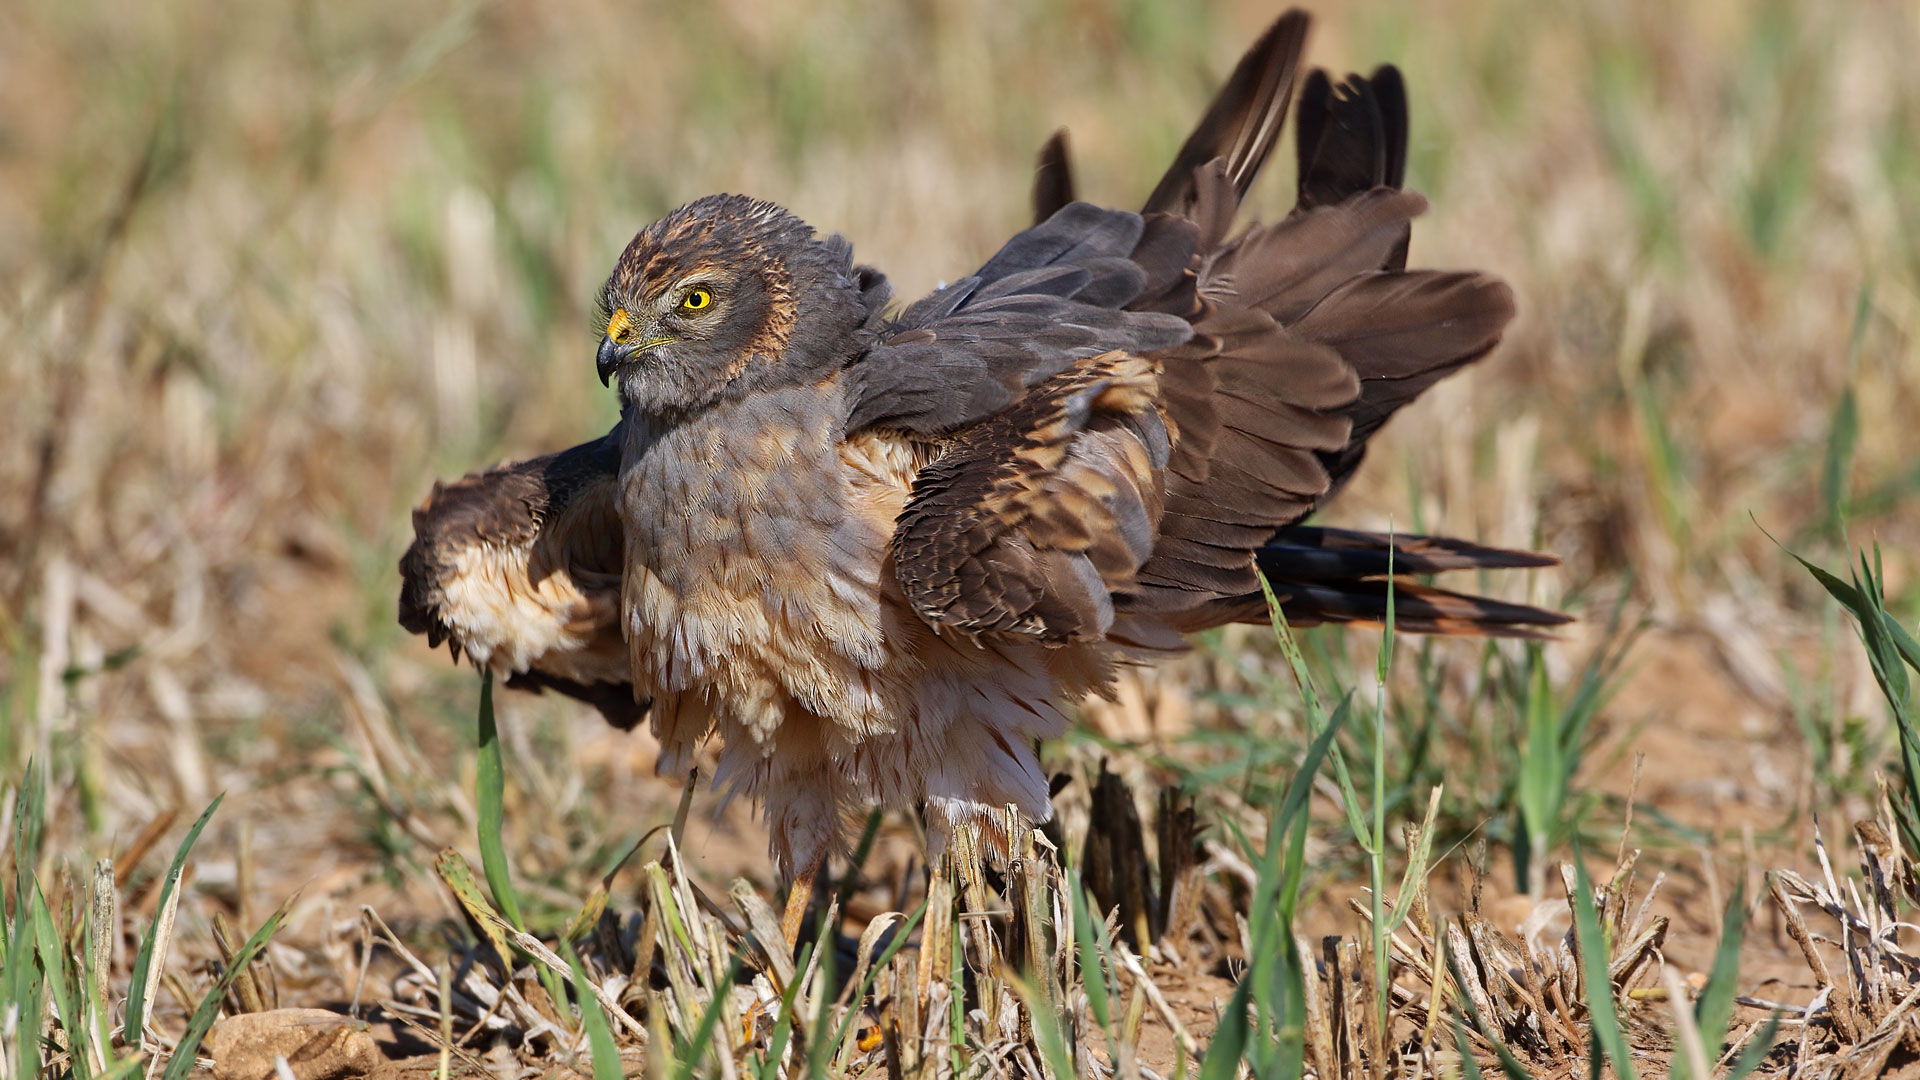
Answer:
(1031, 129, 1076, 226)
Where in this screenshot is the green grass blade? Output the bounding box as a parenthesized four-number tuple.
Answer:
(562, 939, 623, 1080)
(5, 761, 46, 1038)
(14, 962, 45, 1080)
(124, 791, 224, 1046)
(753, 938, 815, 1080)
(1259, 574, 1369, 846)
(1783, 544, 1914, 709)
(473, 670, 524, 930)
(1197, 976, 1249, 1080)
(1204, 682, 1345, 1074)
(1692, 876, 1748, 1070)
(1069, 875, 1111, 1030)
(471, 672, 571, 1009)
(1517, 646, 1563, 885)
(1779, 537, 1920, 840)
(1819, 385, 1858, 540)
(1369, 561, 1396, 1029)
(948, 898, 965, 1076)
(1726, 1013, 1780, 1080)
(1820, 283, 1874, 537)
(32, 885, 90, 1080)
(159, 897, 293, 1080)
(1270, 932, 1308, 1079)
(1277, 696, 1350, 927)
(1570, 852, 1637, 1080)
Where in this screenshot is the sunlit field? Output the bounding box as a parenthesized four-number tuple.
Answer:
(3, 0, 1917, 1075)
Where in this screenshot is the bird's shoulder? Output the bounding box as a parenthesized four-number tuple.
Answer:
(841, 202, 1195, 438)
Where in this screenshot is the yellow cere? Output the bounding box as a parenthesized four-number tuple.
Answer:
(605, 308, 632, 343)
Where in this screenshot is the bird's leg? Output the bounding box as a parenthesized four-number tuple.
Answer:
(915, 822, 953, 1008)
(915, 850, 952, 1009)
(780, 848, 826, 949)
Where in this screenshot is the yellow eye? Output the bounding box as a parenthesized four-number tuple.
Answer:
(680, 288, 713, 311)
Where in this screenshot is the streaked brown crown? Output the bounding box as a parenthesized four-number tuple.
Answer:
(599, 195, 800, 317)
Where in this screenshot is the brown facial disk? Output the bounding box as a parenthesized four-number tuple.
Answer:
(594, 194, 870, 417)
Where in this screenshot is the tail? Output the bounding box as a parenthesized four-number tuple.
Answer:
(1256, 527, 1569, 638)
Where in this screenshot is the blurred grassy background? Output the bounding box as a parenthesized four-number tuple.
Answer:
(1, 0, 1916, 934)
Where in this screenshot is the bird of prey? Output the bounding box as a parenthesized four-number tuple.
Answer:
(399, 10, 1567, 942)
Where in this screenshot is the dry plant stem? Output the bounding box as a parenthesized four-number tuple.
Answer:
(211, 912, 267, 1015)
(376, 995, 492, 1077)
(1301, 932, 1336, 1073)
(730, 877, 797, 986)
(134, 860, 188, 1049)
(1360, 932, 1386, 1080)
(88, 858, 115, 1008)
(1114, 945, 1200, 1061)
(436, 958, 453, 1080)
(1769, 871, 1857, 1041)
(113, 809, 178, 890)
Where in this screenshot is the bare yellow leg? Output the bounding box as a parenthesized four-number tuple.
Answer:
(780, 852, 825, 949)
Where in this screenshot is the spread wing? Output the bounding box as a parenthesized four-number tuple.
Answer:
(853, 13, 1553, 643)
(397, 430, 646, 728)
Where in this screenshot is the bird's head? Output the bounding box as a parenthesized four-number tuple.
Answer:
(593, 194, 867, 417)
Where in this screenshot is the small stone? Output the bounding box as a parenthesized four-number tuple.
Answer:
(207, 1008, 380, 1080)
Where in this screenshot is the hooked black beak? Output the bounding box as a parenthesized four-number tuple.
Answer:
(596, 337, 631, 387)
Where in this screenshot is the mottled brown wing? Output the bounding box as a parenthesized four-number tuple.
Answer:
(890, 352, 1168, 642)
(397, 430, 646, 729)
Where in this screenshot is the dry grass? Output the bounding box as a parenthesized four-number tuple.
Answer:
(3, 0, 1919, 1075)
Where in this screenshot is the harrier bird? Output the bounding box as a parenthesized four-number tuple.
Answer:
(400, 11, 1566, 942)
